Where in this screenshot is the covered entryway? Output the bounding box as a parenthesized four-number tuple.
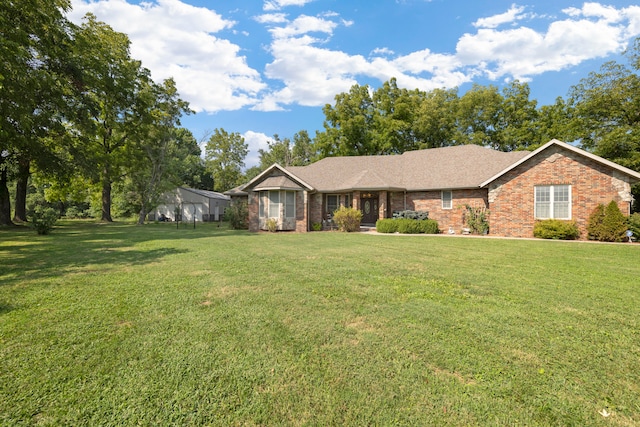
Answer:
(360, 192, 378, 225)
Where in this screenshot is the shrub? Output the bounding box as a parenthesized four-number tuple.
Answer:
(462, 204, 489, 234)
(376, 219, 398, 233)
(533, 220, 580, 240)
(588, 201, 627, 242)
(392, 210, 429, 220)
(376, 218, 439, 234)
(266, 218, 278, 232)
(225, 201, 248, 230)
(602, 201, 628, 242)
(311, 222, 322, 231)
(416, 219, 439, 234)
(628, 213, 640, 240)
(332, 207, 363, 232)
(29, 206, 59, 235)
(396, 218, 421, 234)
(587, 204, 606, 241)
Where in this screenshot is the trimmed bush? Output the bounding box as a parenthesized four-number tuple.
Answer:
(396, 218, 421, 234)
(416, 219, 439, 234)
(588, 201, 627, 242)
(376, 218, 439, 234)
(376, 219, 398, 233)
(332, 206, 363, 232)
(533, 220, 580, 240)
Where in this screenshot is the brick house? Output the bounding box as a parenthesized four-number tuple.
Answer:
(232, 139, 640, 238)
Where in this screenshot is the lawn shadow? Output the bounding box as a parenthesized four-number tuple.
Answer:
(0, 220, 243, 287)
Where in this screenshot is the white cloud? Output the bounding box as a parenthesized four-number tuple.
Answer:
(457, 3, 637, 81)
(269, 14, 338, 39)
(255, 13, 289, 24)
(370, 47, 395, 57)
(263, 0, 315, 12)
(66, 1, 640, 115)
(473, 4, 527, 29)
(243, 131, 272, 168)
(69, 0, 265, 113)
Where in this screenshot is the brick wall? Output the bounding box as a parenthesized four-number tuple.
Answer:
(488, 146, 633, 238)
(389, 189, 488, 233)
(248, 192, 259, 232)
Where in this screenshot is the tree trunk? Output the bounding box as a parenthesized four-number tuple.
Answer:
(13, 157, 30, 223)
(0, 166, 14, 226)
(137, 207, 147, 225)
(101, 177, 112, 222)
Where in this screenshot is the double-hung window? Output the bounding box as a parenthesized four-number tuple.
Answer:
(268, 190, 280, 217)
(441, 190, 453, 209)
(285, 191, 295, 218)
(535, 185, 571, 219)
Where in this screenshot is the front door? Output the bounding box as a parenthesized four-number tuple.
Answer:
(360, 193, 378, 225)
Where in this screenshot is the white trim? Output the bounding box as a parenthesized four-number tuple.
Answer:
(534, 184, 572, 220)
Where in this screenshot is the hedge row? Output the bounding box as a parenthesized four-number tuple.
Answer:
(376, 218, 439, 234)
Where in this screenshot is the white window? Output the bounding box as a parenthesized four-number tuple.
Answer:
(535, 185, 571, 219)
(258, 191, 266, 218)
(326, 194, 339, 216)
(442, 190, 452, 209)
(269, 190, 280, 217)
(285, 191, 295, 218)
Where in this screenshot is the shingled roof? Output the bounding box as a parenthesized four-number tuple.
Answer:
(284, 144, 529, 192)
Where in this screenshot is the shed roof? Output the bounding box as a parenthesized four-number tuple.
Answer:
(180, 187, 231, 201)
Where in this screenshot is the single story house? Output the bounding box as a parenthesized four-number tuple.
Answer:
(150, 187, 230, 222)
(234, 139, 640, 238)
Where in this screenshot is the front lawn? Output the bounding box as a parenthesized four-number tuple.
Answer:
(1, 221, 638, 425)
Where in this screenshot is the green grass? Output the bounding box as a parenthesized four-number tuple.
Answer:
(1, 221, 639, 426)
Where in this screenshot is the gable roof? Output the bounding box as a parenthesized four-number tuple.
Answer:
(480, 139, 640, 187)
(286, 144, 528, 192)
(241, 163, 314, 192)
(241, 140, 640, 194)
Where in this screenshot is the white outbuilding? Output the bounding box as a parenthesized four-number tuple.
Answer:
(150, 187, 231, 222)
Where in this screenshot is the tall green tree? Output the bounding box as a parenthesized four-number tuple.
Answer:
(259, 134, 293, 168)
(71, 14, 151, 222)
(122, 78, 193, 225)
(569, 53, 640, 170)
(372, 79, 425, 154)
(535, 97, 578, 148)
(413, 87, 459, 149)
(291, 130, 316, 166)
(0, 0, 75, 225)
(204, 129, 248, 192)
(569, 38, 640, 211)
(454, 84, 503, 147)
(495, 81, 538, 151)
(316, 84, 376, 157)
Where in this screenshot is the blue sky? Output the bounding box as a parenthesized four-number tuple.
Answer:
(68, 0, 640, 168)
